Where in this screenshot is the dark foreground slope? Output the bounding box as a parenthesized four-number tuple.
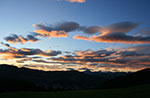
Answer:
(0, 84, 150, 98)
(101, 68, 150, 88)
(0, 64, 111, 91)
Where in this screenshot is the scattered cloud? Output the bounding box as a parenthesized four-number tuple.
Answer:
(50, 45, 150, 72)
(1, 42, 150, 72)
(0, 43, 62, 59)
(71, 21, 150, 44)
(3, 21, 147, 44)
(1, 21, 150, 72)
(4, 34, 40, 44)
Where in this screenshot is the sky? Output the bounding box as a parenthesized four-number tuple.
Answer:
(0, 0, 150, 72)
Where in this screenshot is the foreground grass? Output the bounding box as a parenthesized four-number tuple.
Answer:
(0, 84, 150, 98)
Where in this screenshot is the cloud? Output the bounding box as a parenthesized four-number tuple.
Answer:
(33, 21, 102, 36)
(33, 21, 80, 38)
(73, 35, 90, 40)
(1, 42, 10, 47)
(1, 42, 149, 72)
(91, 32, 150, 44)
(33, 21, 139, 35)
(27, 35, 40, 42)
(66, 0, 86, 3)
(81, 26, 102, 34)
(72, 22, 150, 44)
(50, 45, 150, 72)
(51, 49, 117, 64)
(128, 44, 150, 51)
(33, 21, 80, 32)
(32, 59, 52, 63)
(102, 21, 140, 34)
(23, 64, 67, 71)
(4, 21, 143, 44)
(34, 30, 68, 38)
(4, 34, 40, 44)
(0, 43, 62, 59)
(1, 21, 150, 72)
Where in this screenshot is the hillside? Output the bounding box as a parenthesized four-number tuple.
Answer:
(0, 64, 110, 91)
(101, 68, 150, 88)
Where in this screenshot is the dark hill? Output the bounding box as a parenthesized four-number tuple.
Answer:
(0, 64, 129, 91)
(0, 64, 106, 91)
(101, 68, 150, 89)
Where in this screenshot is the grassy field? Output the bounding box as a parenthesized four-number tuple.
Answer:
(0, 84, 150, 98)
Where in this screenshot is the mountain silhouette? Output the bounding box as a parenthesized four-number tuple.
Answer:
(101, 68, 150, 89)
(0, 64, 131, 91)
(0, 64, 107, 91)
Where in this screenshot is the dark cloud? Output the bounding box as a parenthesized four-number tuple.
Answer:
(33, 21, 80, 32)
(33, 21, 102, 35)
(72, 21, 147, 44)
(4, 21, 142, 44)
(91, 32, 150, 44)
(27, 35, 40, 42)
(104, 21, 140, 33)
(81, 26, 102, 34)
(128, 44, 150, 51)
(54, 21, 80, 32)
(4, 34, 40, 44)
(1, 42, 10, 47)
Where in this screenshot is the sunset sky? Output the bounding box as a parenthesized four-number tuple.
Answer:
(0, 0, 150, 72)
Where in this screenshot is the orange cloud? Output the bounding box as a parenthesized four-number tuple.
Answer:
(20, 48, 31, 52)
(18, 36, 28, 44)
(73, 35, 89, 41)
(90, 33, 150, 44)
(50, 45, 150, 72)
(67, 0, 86, 3)
(0, 43, 62, 60)
(34, 29, 68, 38)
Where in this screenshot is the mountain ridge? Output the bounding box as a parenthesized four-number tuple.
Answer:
(101, 67, 150, 89)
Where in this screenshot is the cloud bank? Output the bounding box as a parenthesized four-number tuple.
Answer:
(71, 21, 150, 44)
(91, 32, 150, 44)
(0, 43, 62, 59)
(1, 21, 150, 72)
(51, 45, 150, 72)
(5, 21, 148, 44)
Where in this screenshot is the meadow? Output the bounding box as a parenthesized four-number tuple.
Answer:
(0, 84, 150, 98)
